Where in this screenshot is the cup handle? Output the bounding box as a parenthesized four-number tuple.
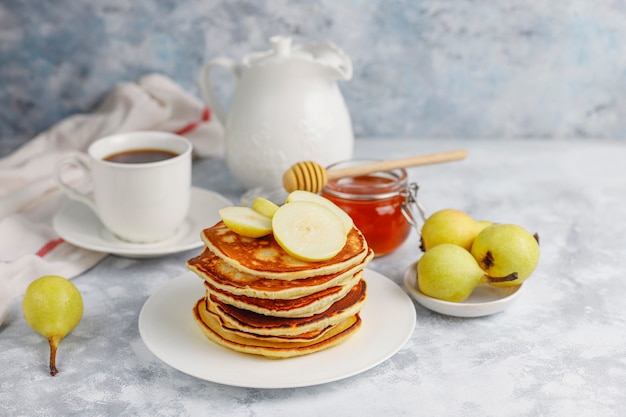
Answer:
(55, 155, 98, 213)
(198, 57, 238, 125)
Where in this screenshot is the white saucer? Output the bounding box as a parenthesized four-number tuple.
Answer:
(403, 262, 525, 318)
(138, 269, 416, 388)
(53, 187, 231, 258)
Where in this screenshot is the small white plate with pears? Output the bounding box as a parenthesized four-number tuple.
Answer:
(403, 210, 538, 318)
(403, 263, 526, 318)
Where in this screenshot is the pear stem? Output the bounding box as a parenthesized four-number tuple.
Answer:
(48, 336, 61, 376)
(487, 272, 519, 283)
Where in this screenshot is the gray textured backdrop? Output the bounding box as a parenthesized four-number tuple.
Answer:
(2, 0, 626, 151)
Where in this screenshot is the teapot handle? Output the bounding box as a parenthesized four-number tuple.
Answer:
(198, 57, 238, 125)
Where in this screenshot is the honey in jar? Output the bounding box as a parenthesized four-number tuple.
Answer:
(322, 160, 420, 257)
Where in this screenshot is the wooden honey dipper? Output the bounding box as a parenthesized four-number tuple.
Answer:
(282, 149, 468, 193)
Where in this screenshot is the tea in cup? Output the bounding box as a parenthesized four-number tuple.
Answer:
(56, 131, 192, 243)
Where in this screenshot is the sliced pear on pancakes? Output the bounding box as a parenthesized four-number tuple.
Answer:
(218, 206, 273, 238)
(273, 201, 347, 262)
(251, 197, 280, 218)
(285, 190, 354, 233)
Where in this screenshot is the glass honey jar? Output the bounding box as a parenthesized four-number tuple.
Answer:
(321, 159, 425, 257)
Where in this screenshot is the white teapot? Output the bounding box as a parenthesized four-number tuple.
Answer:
(199, 36, 355, 190)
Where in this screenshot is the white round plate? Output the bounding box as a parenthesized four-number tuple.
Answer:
(138, 269, 416, 389)
(403, 262, 525, 318)
(53, 187, 231, 258)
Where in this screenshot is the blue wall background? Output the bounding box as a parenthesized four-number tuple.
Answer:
(2, 0, 626, 152)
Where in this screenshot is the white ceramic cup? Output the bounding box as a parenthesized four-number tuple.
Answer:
(56, 131, 192, 243)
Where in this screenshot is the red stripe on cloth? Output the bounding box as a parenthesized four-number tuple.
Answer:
(174, 107, 211, 136)
(36, 238, 65, 257)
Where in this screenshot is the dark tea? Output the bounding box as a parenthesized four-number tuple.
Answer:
(104, 148, 178, 164)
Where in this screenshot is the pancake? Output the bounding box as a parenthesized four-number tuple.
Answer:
(188, 212, 372, 359)
(187, 247, 374, 300)
(201, 222, 369, 280)
(203, 298, 334, 343)
(193, 298, 362, 359)
(203, 272, 363, 318)
(210, 278, 367, 337)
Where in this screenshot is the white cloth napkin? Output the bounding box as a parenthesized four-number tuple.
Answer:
(0, 73, 224, 325)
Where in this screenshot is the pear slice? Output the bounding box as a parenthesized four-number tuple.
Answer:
(251, 197, 280, 218)
(272, 201, 347, 262)
(218, 206, 273, 238)
(285, 190, 354, 233)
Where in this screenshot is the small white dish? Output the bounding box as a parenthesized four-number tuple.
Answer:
(53, 187, 231, 258)
(138, 269, 416, 389)
(403, 262, 525, 318)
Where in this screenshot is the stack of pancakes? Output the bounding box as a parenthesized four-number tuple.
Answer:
(187, 221, 373, 359)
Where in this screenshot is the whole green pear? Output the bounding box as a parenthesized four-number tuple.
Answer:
(420, 209, 480, 251)
(477, 220, 493, 232)
(417, 244, 516, 302)
(470, 224, 540, 286)
(22, 275, 84, 376)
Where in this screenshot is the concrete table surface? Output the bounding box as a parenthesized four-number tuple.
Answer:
(1, 139, 624, 416)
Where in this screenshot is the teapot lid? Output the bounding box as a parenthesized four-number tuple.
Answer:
(243, 36, 352, 80)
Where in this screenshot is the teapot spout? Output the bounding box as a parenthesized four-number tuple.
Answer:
(306, 41, 353, 81)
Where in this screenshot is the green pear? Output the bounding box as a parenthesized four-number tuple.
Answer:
(420, 209, 480, 251)
(470, 224, 540, 286)
(22, 275, 84, 376)
(477, 220, 493, 232)
(417, 244, 516, 302)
